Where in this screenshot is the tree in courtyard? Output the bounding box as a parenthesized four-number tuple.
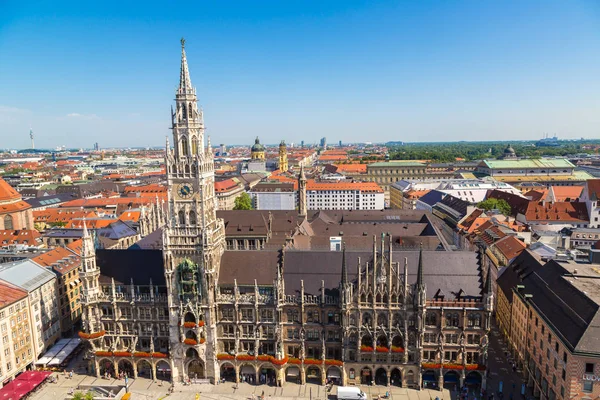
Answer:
(477, 198, 511, 216)
(234, 192, 253, 210)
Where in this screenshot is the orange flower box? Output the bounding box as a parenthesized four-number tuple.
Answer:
(304, 358, 322, 365)
(217, 354, 234, 361)
(133, 352, 150, 357)
(422, 363, 441, 369)
(113, 351, 132, 357)
(325, 359, 343, 366)
(199, 338, 206, 344)
(152, 352, 168, 358)
(271, 356, 288, 366)
(236, 354, 256, 361)
(184, 338, 197, 346)
(288, 358, 301, 365)
(183, 322, 196, 328)
(198, 321, 205, 327)
(360, 345, 374, 352)
(257, 355, 271, 362)
(391, 346, 404, 353)
(79, 330, 106, 340)
(466, 364, 486, 371)
(376, 346, 389, 353)
(95, 351, 113, 357)
(443, 363, 463, 370)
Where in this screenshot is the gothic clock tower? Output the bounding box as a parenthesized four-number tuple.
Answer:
(163, 38, 225, 383)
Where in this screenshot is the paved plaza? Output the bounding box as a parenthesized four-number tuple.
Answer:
(29, 372, 453, 400)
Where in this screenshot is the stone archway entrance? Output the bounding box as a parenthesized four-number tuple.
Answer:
(361, 367, 373, 385)
(187, 359, 204, 380)
(326, 366, 342, 385)
(391, 368, 402, 387)
(98, 359, 114, 378)
(118, 359, 134, 378)
(444, 370, 460, 392)
(137, 359, 152, 379)
(306, 366, 321, 385)
(258, 365, 277, 386)
(220, 363, 235, 382)
(156, 360, 171, 381)
(375, 368, 387, 386)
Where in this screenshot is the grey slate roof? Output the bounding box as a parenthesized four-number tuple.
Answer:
(0, 259, 56, 292)
(219, 249, 483, 300)
(498, 251, 600, 355)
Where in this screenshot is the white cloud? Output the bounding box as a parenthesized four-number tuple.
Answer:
(66, 113, 100, 119)
(0, 105, 31, 124)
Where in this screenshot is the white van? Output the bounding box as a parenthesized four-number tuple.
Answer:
(337, 386, 367, 400)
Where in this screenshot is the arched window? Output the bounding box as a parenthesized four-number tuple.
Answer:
(377, 313, 387, 327)
(468, 313, 482, 327)
(349, 315, 356, 326)
(392, 313, 403, 327)
(181, 140, 189, 156)
(178, 210, 185, 225)
(192, 139, 198, 155)
(189, 211, 196, 225)
(446, 313, 459, 327)
(362, 313, 372, 326)
(181, 104, 187, 120)
(185, 164, 190, 174)
(188, 102, 193, 119)
(425, 312, 437, 326)
(3, 215, 13, 230)
(408, 333, 416, 346)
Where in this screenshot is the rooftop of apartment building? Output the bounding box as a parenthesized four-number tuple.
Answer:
(499, 251, 600, 354)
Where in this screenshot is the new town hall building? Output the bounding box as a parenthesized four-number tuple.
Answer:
(77, 40, 492, 391)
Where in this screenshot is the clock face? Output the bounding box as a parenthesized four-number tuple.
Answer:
(177, 183, 194, 199)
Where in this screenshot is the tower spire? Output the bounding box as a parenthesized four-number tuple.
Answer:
(417, 242, 424, 286)
(179, 37, 193, 95)
(341, 241, 348, 286)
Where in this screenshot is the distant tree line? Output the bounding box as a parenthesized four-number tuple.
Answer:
(386, 141, 598, 163)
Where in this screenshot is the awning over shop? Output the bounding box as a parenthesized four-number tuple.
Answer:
(0, 371, 52, 400)
(327, 368, 341, 378)
(241, 366, 255, 374)
(286, 367, 300, 377)
(465, 377, 482, 385)
(47, 338, 81, 366)
(35, 339, 70, 366)
(422, 372, 437, 382)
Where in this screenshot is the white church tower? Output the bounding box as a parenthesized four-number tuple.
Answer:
(163, 38, 226, 384)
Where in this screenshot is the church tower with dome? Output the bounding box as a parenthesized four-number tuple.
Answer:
(250, 136, 266, 160)
(501, 144, 517, 160)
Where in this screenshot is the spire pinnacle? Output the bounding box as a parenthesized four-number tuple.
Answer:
(417, 242, 424, 286)
(341, 242, 348, 285)
(179, 38, 193, 94)
(299, 164, 306, 181)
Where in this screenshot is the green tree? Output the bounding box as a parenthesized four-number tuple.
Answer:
(477, 198, 511, 216)
(233, 192, 253, 210)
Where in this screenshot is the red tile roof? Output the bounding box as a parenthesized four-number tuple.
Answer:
(586, 179, 600, 201)
(549, 185, 583, 202)
(524, 201, 588, 222)
(0, 229, 41, 246)
(0, 280, 28, 308)
(214, 179, 243, 193)
(306, 180, 383, 193)
(493, 236, 526, 261)
(32, 246, 81, 275)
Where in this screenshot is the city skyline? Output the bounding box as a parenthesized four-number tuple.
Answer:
(1, 1, 600, 148)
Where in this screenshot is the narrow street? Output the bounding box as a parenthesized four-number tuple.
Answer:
(485, 321, 531, 400)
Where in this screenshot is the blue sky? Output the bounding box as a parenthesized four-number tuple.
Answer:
(1, 0, 600, 149)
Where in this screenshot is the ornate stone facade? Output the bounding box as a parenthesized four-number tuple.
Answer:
(78, 40, 492, 391)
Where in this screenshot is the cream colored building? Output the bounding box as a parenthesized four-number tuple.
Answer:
(0, 280, 35, 387)
(0, 260, 60, 358)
